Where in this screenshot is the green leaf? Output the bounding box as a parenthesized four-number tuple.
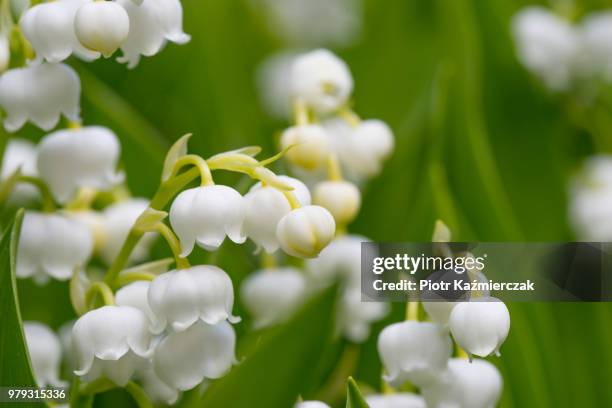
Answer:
(345, 377, 369, 408)
(0, 210, 44, 405)
(198, 286, 337, 408)
(162, 133, 192, 182)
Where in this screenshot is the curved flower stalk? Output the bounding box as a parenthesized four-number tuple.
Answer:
(17, 211, 93, 284)
(116, 0, 190, 69)
(240, 267, 307, 328)
(153, 320, 237, 391)
(0, 63, 80, 132)
(243, 176, 311, 253)
(72, 305, 153, 385)
(378, 321, 452, 388)
(148, 265, 240, 333)
(19, 0, 100, 64)
(23, 321, 66, 388)
(420, 358, 503, 408)
(365, 393, 426, 408)
(37, 126, 123, 204)
(448, 297, 510, 358)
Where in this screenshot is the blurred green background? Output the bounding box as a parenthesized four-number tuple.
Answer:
(9, 0, 612, 407)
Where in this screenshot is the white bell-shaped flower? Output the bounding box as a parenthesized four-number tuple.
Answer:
(365, 393, 426, 408)
(1, 138, 39, 204)
(306, 234, 367, 288)
(290, 49, 353, 113)
(37, 126, 123, 203)
(19, 0, 100, 64)
(72, 305, 153, 386)
(313, 180, 361, 225)
(0, 32, 9, 72)
(256, 50, 299, 119)
(581, 12, 612, 81)
(422, 301, 457, 326)
(139, 366, 180, 405)
(170, 185, 246, 256)
(511, 6, 579, 91)
(276, 205, 335, 258)
(153, 320, 237, 390)
(449, 297, 510, 358)
(0, 63, 80, 132)
(338, 289, 388, 342)
(74, 1, 130, 57)
(23, 321, 66, 387)
(378, 321, 452, 388)
(17, 211, 93, 284)
(240, 267, 307, 328)
(569, 155, 612, 241)
(243, 176, 311, 253)
(280, 125, 330, 171)
(116, 0, 190, 69)
(99, 199, 158, 265)
(148, 265, 240, 333)
(325, 118, 394, 180)
(115, 281, 156, 327)
(421, 358, 503, 408)
(295, 402, 330, 408)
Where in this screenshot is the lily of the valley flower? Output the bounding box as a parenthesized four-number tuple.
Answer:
(115, 281, 156, 327)
(37, 126, 123, 203)
(511, 6, 579, 91)
(74, 1, 130, 57)
(99, 199, 158, 265)
(148, 265, 240, 333)
(23, 321, 66, 388)
(422, 300, 457, 326)
(421, 358, 503, 408)
(306, 234, 367, 288)
(581, 12, 612, 81)
(0, 31, 9, 72)
(0, 63, 80, 132)
(116, 0, 190, 69)
(19, 0, 100, 64)
(243, 176, 311, 253)
(313, 180, 361, 225)
(1, 138, 39, 203)
(295, 402, 331, 408)
(17, 211, 93, 284)
(449, 297, 510, 358)
(72, 305, 153, 386)
(276, 205, 335, 258)
(338, 288, 388, 343)
(290, 49, 353, 113)
(139, 366, 180, 405)
(365, 393, 426, 408)
(240, 267, 307, 328)
(280, 125, 330, 170)
(170, 185, 245, 255)
(153, 320, 237, 391)
(378, 321, 452, 388)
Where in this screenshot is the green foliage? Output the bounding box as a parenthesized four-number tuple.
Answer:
(345, 377, 369, 408)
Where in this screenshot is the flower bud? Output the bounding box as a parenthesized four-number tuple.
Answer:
(306, 234, 367, 288)
(37, 126, 123, 203)
(23, 321, 66, 388)
(116, 0, 190, 69)
(72, 305, 153, 386)
(243, 176, 310, 253)
(511, 6, 579, 91)
(0, 32, 9, 72)
(75, 1, 130, 57)
(170, 185, 246, 255)
(280, 125, 330, 170)
(449, 297, 510, 358)
(0, 63, 80, 132)
(276, 205, 335, 258)
(313, 180, 361, 225)
(148, 265, 240, 333)
(153, 320, 237, 390)
(17, 211, 93, 284)
(19, 0, 100, 64)
(365, 393, 426, 408)
(378, 321, 452, 388)
(339, 288, 388, 343)
(290, 49, 353, 113)
(241, 267, 307, 329)
(115, 281, 156, 327)
(99, 199, 157, 265)
(421, 358, 503, 408)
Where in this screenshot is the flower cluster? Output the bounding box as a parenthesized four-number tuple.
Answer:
(0, 0, 189, 132)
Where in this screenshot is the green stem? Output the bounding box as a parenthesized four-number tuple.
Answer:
(17, 176, 56, 211)
(115, 271, 156, 287)
(156, 222, 190, 269)
(405, 301, 419, 321)
(125, 382, 153, 408)
(170, 154, 214, 186)
(85, 282, 115, 308)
